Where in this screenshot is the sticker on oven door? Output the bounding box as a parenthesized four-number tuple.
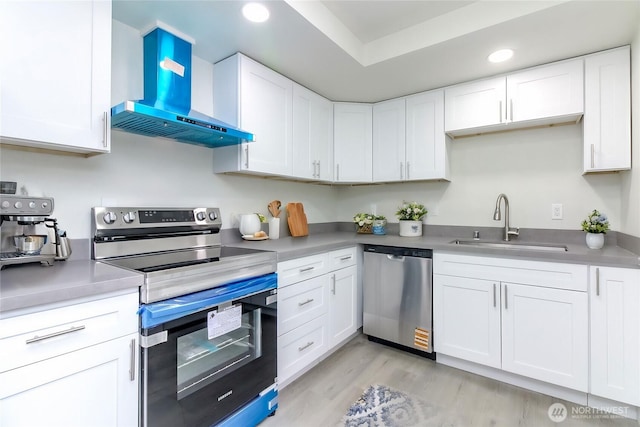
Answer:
(208, 305, 242, 340)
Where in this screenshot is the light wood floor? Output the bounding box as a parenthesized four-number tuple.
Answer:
(260, 334, 638, 427)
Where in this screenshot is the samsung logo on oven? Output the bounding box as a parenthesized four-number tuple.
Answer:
(218, 390, 233, 401)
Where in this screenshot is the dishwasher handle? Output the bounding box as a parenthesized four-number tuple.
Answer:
(387, 254, 405, 261)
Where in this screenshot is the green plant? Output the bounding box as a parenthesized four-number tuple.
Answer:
(353, 213, 386, 225)
(396, 202, 428, 221)
(581, 209, 610, 234)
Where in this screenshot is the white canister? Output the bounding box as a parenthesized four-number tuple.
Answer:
(399, 220, 423, 237)
(239, 214, 261, 236)
(269, 218, 280, 240)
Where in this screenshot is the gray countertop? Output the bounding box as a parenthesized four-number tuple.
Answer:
(1, 230, 637, 316)
(0, 259, 143, 316)
(232, 231, 640, 268)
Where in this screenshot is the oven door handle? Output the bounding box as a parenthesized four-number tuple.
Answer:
(140, 330, 168, 348)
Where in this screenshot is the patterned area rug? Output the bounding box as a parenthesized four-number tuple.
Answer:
(341, 385, 435, 427)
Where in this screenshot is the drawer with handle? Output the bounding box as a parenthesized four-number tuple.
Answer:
(0, 291, 138, 372)
(277, 315, 328, 385)
(278, 275, 328, 335)
(328, 247, 357, 269)
(278, 253, 329, 287)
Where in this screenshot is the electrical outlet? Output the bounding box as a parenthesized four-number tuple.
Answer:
(551, 203, 563, 220)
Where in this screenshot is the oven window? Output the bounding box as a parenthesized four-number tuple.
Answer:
(176, 308, 261, 400)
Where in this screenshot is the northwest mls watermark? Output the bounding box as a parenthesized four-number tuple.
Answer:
(547, 402, 630, 423)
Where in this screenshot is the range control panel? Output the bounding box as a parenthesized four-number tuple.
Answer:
(92, 207, 221, 230)
(0, 195, 54, 216)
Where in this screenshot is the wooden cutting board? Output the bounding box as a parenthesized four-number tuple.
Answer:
(286, 202, 308, 237)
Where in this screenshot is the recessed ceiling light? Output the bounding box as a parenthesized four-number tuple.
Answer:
(488, 49, 514, 63)
(243, 3, 269, 23)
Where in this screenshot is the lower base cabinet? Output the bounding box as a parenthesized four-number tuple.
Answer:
(590, 266, 640, 406)
(434, 253, 588, 392)
(0, 291, 139, 427)
(277, 247, 359, 387)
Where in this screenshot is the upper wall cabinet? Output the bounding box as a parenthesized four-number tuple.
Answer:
(0, 1, 111, 155)
(292, 84, 334, 182)
(334, 103, 373, 183)
(213, 53, 293, 176)
(445, 59, 584, 137)
(372, 90, 449, 182)
(583, 46, 631, 173)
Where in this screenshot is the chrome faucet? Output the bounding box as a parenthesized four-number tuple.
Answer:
(493, 193, 520, 241)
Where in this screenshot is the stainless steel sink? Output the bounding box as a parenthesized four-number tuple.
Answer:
(450, 239, 568, 252)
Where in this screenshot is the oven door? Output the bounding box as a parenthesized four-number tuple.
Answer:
(141, 287, 277, 427)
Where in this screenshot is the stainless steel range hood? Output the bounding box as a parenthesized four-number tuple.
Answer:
(111, 27, 254, 148)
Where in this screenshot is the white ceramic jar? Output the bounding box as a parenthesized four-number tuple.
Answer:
(239, 214, 261, 236)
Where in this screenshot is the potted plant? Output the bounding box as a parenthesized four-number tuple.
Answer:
(353, 213, 375, 234)
(396, 202, 428, 237)
(581, 209, 609, 249)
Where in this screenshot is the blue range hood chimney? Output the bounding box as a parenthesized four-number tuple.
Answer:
(111, 27, 254, 148)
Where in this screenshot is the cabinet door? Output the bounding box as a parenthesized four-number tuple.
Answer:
(292, 84, 333, 181)
(444, 77, 505, 133)
(501, 282, 588, 391)
(334, 103, 372, 183)
(507, 59, 583, 123)
(433, 275, 501, 368)
(329, 265, 358, 347)
(583, 46, 631, 172)
(372, 98, 406, 182)
(0, 0, 111, 154)
(405, 90, 448, 181)
(590, 266, 640, 406)
(0, 334, 138, 427)
(239, 56, 293, 175)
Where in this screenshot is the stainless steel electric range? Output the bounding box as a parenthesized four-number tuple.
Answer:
(92, 206, 278, 427)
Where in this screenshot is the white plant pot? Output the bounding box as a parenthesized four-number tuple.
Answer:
(399, 220, 423, 237)
(585, 232, 605, 249)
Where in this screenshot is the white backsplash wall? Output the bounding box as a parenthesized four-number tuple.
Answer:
(0, 133, 336, 239)
(336, 124, 623, 232)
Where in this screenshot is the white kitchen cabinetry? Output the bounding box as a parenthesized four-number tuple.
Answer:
(445, 59, 583, 136)
(373, 98, 406, 182)
(583, 46, 631, 173)
(277, 247, 359, 387)
(334, 103, 373, 183)
(292, 83, 334, 181)
(434, 253, 588, 392)
(213, 53, 293, 176)
(590, 266, 640, 406)
(0, 0, 111, 155)
(0, 291, 139, 427)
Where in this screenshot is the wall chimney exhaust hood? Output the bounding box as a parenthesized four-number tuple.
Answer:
(111, 27, 254, 148)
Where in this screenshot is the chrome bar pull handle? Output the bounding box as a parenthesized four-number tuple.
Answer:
(129, 338, 136, 381)
(499, 101, 503, 123)
(317, 160, 321, 178)
(493, 283, 497, 308)
(331, 274, 336, 295)
(298, 341, 314, 351)
(596, 267, 600, 296)
(244, 146, 250, 169)
(26, 325, 86, 344)
(504, 285, 508, 310)
(510, 99, 514, 122)
(336, 164, 340, 181)
(406, 162, 410, 180)
(400, 162, 404, 180)
(298, 298, 314, 306)
(591, 144, 595, 169)
(102, 111, 108, 147)
(340, 255, 352, 261)
(299, 266, 315, 273)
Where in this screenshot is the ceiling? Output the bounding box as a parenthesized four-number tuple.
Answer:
(112, 0, 639, 103)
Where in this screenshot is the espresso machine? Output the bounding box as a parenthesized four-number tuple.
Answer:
(0, 194, 71, 268)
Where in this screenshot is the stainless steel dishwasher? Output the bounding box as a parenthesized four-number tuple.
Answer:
(363, 245, 435, 359)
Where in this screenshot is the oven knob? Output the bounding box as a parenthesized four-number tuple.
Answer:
(196, 211, 206, 221)
(1, 201, 9, 209)
(208, 211, 218, 221)
(123, 212, 136, 224)
(103, 211, 117, 224)
(14, 201, 22, 209)
(29, 201, 36, 209)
